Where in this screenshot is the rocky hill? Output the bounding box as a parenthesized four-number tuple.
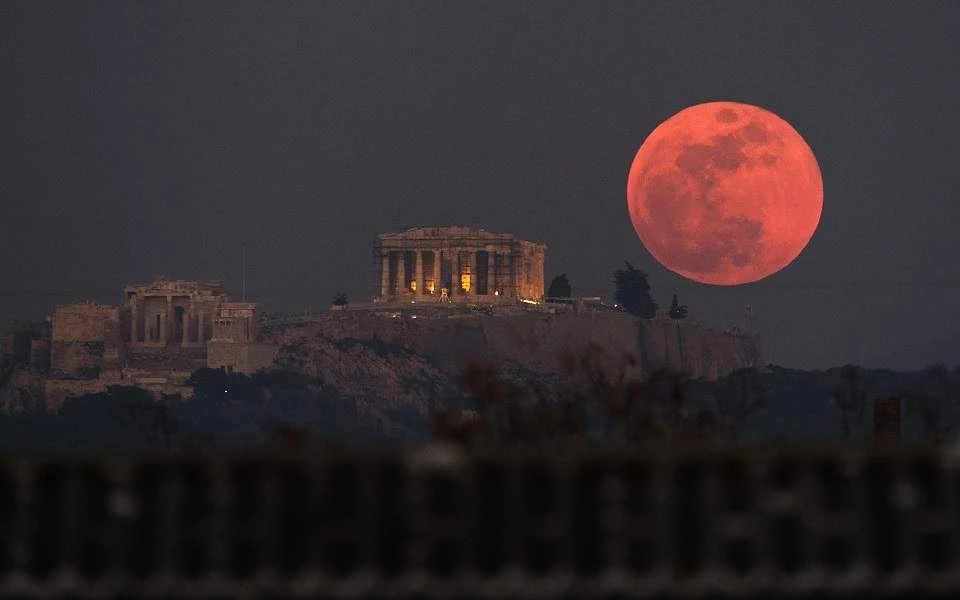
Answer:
(260, 306, 762, 427)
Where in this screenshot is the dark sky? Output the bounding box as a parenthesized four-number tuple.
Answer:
(2, 1, 959, 370)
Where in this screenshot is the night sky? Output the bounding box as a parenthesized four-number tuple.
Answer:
(2, 1, 958, 370)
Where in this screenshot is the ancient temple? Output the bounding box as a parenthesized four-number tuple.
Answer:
(36, 277, 277, 405)
(375, 226, 546, 303)
(124, 278, 225, 347)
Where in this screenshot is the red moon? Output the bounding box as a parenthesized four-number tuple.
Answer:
(626, 102, 823, 285)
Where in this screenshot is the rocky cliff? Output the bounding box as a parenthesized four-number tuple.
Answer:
(273, 335, 460, 437)
(262, 308, 762, 424)
(640, 316, 763, 380)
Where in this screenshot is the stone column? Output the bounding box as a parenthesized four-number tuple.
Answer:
(487, 251, 496, 296)
(451, 249, 460, 296)
(188, 299, 196, 344)
(182, 308, 191, 345)
(512, 251, 521, 299)
(198, 310, 206, 342)
(467, 251, 476, 295)
(432, 249, 441, 296)
(162, 296, 172, 345)
(380, 251, 390, 297)
(414, 250, 423, 296)
(129, 298, 138, 344)
(396, 252, 406, 296)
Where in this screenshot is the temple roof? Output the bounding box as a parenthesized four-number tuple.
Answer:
(377, 226, 545, 248)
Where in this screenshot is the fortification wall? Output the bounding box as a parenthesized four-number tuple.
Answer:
(51, 342, 105, 379)
(640, 317, 763, 379)
(44, 379, 112, 411)
(207, 342, 279, 374)
(51, 303, 119, 342)
(30, 339, 50, 369)
(50, 303, 122, 377)
(43, 370, 193, 411)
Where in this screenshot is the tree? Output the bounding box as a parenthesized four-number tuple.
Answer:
(832, 365, 869, 440)
(547, 274, 572, 298)
(613, 262, 658, 318)
(187, 367, 257, 403)
(905, 363, 960, 442)
(332, 292, 349, 306)
(431, 345, 727, 448)
(714, 367, 765, 442)
(668, 293, 689, 319)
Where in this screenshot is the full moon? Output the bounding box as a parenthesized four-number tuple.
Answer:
(626, 101, 823, 285)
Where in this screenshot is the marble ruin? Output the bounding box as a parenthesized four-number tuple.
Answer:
(375, 226, 546, 303)
(125, 279, 224, 348)
(1, 227, 765, 412)
(1, 277, 278, 408)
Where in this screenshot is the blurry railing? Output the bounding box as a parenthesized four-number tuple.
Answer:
(1, 445, 959, 598)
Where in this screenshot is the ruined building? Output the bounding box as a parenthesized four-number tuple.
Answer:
(50, 303, 123, 379)
(206, 300, 278, 375)
(121, 278, 276, 375)
(17, 277, 281, 409)
(375, 226, 546, 303)
(125, 279, 224, 350)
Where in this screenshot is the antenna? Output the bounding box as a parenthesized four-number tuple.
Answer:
(241, 243, 247, 301)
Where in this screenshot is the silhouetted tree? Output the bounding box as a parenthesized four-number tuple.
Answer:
(613, 262, 658, 317)
(905, 363, 960, 442)
(263, 423, 312, 451)
(668, 293, 689, 319)
(547, 274, 572, 298)
(332, 292, 349, 306)
(187, 368, 257, 403)
(832, 365, 869, 440)
(433, 344, 726, 447)
(927, 362, 949, 386)
(714, 367, 765, 442)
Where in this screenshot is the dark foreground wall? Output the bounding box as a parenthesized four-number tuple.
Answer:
(0, 446, 956, 599)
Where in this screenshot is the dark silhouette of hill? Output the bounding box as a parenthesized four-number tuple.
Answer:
(1, 358, 958, 452)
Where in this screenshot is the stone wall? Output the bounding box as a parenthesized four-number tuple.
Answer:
(207, 341, 279, 374)
(51, 303, 119, 342)
(121, 369, 194, 400)
(44, 379, 115, 411)
(43, 370, 194, 411)
(639, 316, 763, 379)
(50, 303, 122, 378)
(30, 339, 50, 369)
(50, 342, 105, 379)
